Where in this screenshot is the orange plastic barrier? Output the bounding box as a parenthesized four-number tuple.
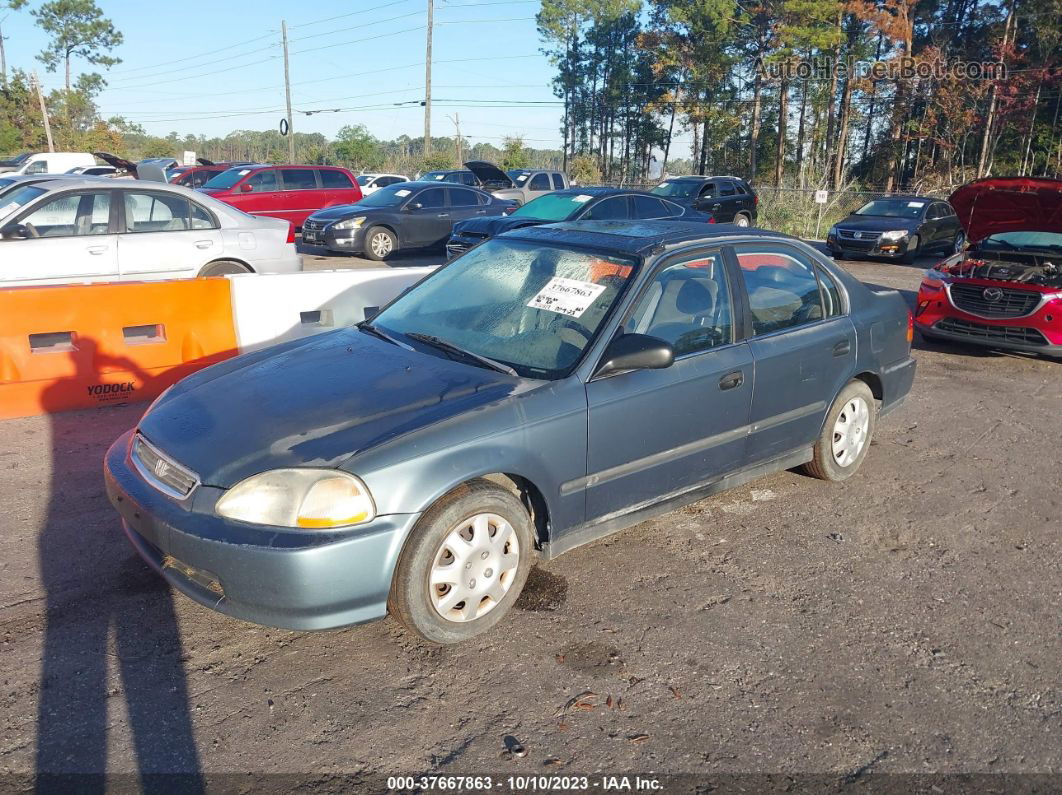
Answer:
(0, 279, 239, 420)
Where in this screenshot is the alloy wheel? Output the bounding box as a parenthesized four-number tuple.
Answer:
(832, 396, 870, 468)
(370, 232, 393, 258)
(428, 513, 521, 622)
(735, 215, 750, 227)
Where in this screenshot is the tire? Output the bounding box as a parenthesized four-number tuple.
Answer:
(364, 226, 397, 261)
(388, 479, 535, 644)
(734, 213, 751, 228)
(802, 380, 877, 482)
(901, 234, 921, 264)
(199, 259, 251, 277)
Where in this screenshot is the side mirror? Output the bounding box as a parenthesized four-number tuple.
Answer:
(406, 201, 422, 211)
(1, 223, 27, 240)
(240, 183, 253, 192)
(594, 333, 674, 378)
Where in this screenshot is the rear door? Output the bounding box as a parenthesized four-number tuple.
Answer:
(116, 190, 223, 279)
(318, 168, 360, 208)
(585, 249, 753, 520)
(0, 190, 119, 285)
(404, 186, 450, 246)
(446, 187, 487, 224)
(731, 242, 854, 462)
(580, 195, 631, 221)
(278, 168, 321, 227)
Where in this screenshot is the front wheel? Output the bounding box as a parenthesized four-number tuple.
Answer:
(388, 480, 535, 644)
(901, 234, 921, 264)
(364, 226, 397, 261)
(802, 380, 877, 481)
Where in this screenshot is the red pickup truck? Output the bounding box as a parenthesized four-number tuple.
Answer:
(198, 164, 362, 228)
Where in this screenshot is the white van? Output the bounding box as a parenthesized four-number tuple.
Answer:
(0, 152, 96, 175)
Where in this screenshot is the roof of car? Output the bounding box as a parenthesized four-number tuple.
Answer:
(500, 219, 796, 256)
(400, 180, 488, 190)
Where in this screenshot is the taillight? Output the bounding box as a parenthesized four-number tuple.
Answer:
(906, 310, 914, 343)
(753, 195, 759, 206)
(707, 216, 716, 224)
(286, 223, 295, 244)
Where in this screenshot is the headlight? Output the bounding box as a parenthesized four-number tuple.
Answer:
(215, 469, 376, 529)
(332, 216, 365, 231)
(880, 229, 909, 241)
(828, 226, 837, 236)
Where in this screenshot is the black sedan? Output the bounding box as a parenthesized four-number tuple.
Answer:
(302, 182, 515, 260)
(446, 187, 702, 259)
(827, 196, 964, 263)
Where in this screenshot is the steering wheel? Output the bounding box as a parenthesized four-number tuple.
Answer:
(557, 320, 592, 348)
(22, 222, 40, 239)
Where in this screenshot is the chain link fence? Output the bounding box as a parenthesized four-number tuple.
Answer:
(588, 181, 948, 240)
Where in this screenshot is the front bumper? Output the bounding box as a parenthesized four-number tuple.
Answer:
(104, 430, 420, 630)
(301, 222, 366, 253)
(915, 282, 1062, 356)
(445, 233, 486, 260)
(827, 232, 914, 259)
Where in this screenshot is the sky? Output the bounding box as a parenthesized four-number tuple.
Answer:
(1, 0, 599, 152)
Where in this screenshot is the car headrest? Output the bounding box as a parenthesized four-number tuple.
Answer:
(675, 278, 716, 314)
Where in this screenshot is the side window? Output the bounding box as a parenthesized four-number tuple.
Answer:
(415, 188, 446, 209)
(280, 169, 318, 191)
(699, 182, 716, 198)
(123, 192, 195, 233)
(734, 245, 826, 335)
(320, 169, 354, 189)
(244, 169, 278, 192)
(662, 199, 686, 218)
(529, 173, 551, 191)
(719, 181, 736, 196)
(461, 172, 478, 186)
(733, 181, 748, 195)
(21, 192, 110, 237)
(817, 267, 844, 318)
(552, 173, 565, 189)
(189, 202, 218, 230)
(632, 195, 670, 219)
(582, 196, 629, 220)
(448, 187, 479, 207)
(25, 160, 47, 174)
(626, 252, 733, 355)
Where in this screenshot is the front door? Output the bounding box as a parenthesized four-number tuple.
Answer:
(405, 187, 450, 246)
(585, 250, 753, 521)
(0, 190, 119, 285)
(731, 243, 855, 462)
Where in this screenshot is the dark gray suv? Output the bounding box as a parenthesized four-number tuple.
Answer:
(105, 221, 915, 644)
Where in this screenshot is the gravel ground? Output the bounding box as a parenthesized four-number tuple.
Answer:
(0, 247, 1059, 790)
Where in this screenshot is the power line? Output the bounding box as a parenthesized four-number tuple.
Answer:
(290, 0, 411, 29)
(105, 32, 277, 75)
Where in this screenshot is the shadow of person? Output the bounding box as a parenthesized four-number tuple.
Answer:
(35, 338, 203, 792)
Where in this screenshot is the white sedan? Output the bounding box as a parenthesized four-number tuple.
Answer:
(0, 178, 300, 286)
(355, 173, 409, 195)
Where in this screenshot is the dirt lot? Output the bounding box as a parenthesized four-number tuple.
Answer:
(0, 248, 1059, 789)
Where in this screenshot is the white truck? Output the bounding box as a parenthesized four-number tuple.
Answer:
(0, 152, 97, 175)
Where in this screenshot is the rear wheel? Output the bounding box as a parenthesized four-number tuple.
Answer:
(199, 259, 251, 277)
(802, 380, 877, 481)
(364, 226, 397, 261)
(734, 213, 751, 228)
(388, 480, 534, 644)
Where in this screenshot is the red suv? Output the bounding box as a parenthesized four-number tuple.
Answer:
(916, 177, 1062, 357)
(198, 165, 362, 228)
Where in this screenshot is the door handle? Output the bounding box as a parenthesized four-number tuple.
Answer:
(833, 340, 851, 356)
(711, 203, 721, 210)
(719, 370, 744, 390)
(475, 210, 486, 215)
(194, 240, 213, 249)
(437, 213, 450, 218)
(87, 245, 108, 255)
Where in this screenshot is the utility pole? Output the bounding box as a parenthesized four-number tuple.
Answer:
(448, 113, 461, 164)
(0, 17, 8, 91)
(423, 0, 433, 157)
(31, 72, 54, 153)
(282, 20, 295, 164)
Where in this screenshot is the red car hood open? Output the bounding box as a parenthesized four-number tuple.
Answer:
(949, 177, 1062, 243)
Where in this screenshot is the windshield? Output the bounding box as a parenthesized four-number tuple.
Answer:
(352, 184, 415, 208)
(0, 152, 33, 166)
(202, 167, 254, 190)
(650, 180, 699, 199)
(355, 175, 373, 186)
(982, 230, 1062, 251)
(510, 192, 591, 221)
(423, 170, 459, 182)
(373, 239, 638, 379)
(507, 170, 531, 186)
(0, 177, 14, 189)
(0, 185, 48, 219)
(855, 198, 927, 218)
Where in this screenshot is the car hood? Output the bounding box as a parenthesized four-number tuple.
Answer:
(453, 214, 546, 237)
(464, 160, 514, 189)
(137, 329, 519, 487)
(93, 151, 138, 176)
(309, 203, 390, 222)
(949, 177, 1062, 242)
(835, 215, 921, 232)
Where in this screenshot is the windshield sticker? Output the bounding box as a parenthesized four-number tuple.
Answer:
(907, 201, 926, 207)
(394, 189, 411, 197)
(238, 169, 250, 175)
(572, 194, 593, 203)
(0, 202, 21, 216)
(434, 174, 445, 180)
(527, 277, 607, 318)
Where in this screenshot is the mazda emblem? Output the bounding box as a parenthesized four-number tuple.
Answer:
(982, 287, 1003, 303)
